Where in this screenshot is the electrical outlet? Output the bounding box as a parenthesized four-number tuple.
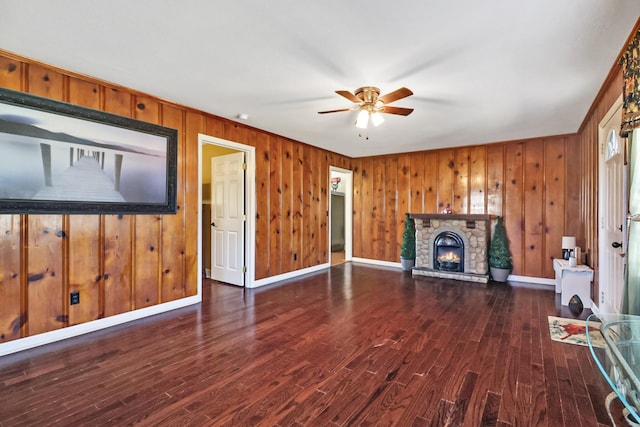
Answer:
(70, 291, 80, 305)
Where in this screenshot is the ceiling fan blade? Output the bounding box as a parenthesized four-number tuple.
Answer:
(335, 90, 361, 103)
(381, 106, 414, 116)
(378, 87, 413, 104)
(317, 108, 352, 114)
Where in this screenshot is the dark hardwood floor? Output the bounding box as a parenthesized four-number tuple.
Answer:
(0, 263, 623, 426)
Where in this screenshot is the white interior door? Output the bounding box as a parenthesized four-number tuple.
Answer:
(598, 97, 624, 313)
(211, 152, 245, 286)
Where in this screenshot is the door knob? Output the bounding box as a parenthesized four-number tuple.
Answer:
(612, 241, 622, 248)
(211, 222, 216, 227)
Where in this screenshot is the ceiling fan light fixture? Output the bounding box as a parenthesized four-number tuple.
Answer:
(356, 110, 369, 129)
(371, 111, 384, 127)
(319, 86, 413, 131)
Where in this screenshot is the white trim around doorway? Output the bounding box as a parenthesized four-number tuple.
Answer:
(329, 166, 354, 263)
(198, 134, 257, 288)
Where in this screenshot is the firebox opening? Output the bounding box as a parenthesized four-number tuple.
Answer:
(434, 231, 464, 272)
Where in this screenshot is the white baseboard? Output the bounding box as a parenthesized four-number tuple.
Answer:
(0, 264, 557, 357)
(507, 274, 555, 287)
(350, 259, 555, 288)
(252, 259, 406, 288)
(251, 263, 331, 288)
(351, 257, 402, 269)
(0, 295, 201, 357)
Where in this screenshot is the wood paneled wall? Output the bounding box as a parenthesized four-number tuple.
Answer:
(0, 55, 193, 341)
(352, 135, 577, 278)
(0, 27, 630, 344)
(0, 51, 349, 344)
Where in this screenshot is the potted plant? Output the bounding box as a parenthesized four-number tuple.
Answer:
(400, 213, 416, 271)
(488, 216, 512, 282)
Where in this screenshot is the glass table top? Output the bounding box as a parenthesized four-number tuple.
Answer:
(587, 313, 640, 424)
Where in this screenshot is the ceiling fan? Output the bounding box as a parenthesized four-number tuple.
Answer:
(318, 86, 414, 129)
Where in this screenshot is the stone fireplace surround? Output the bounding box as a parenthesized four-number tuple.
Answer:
(410, 214, 493, 283)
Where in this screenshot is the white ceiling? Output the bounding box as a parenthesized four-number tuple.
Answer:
(1, 1, 638, 157)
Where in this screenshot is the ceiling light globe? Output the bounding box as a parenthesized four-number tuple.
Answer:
(371, 112, 384, 127)
(356, 110, 369, 129)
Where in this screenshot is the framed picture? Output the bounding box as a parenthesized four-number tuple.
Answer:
(0, 88, 177, 214)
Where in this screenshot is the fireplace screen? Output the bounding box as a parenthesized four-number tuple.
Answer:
(434, 231, 464, 272)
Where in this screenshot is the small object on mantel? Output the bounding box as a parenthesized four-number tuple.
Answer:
(441, 207, 452, 214)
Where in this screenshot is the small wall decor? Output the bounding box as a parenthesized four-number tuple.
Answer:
(0, 88, 177, 214)
(621, 26, 640, 137)
(331, 176, 341, 191)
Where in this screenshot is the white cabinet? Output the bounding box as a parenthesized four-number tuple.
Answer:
(553, 258, 594, 308)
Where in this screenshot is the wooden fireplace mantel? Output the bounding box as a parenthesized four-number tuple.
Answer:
(409, 213, 493, 221)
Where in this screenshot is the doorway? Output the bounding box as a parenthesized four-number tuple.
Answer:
(199, 134, 256, 288)
(598, 95, 624, 313)
(329, 167, 353, 266)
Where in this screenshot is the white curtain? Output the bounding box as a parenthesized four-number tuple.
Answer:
(623, 130, 640, 314)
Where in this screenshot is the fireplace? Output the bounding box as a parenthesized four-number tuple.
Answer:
(434, 231, 464, 272)
(410, 214, 492, 283)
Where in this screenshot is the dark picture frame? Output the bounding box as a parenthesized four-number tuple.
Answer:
(0, 88, 178, 214)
